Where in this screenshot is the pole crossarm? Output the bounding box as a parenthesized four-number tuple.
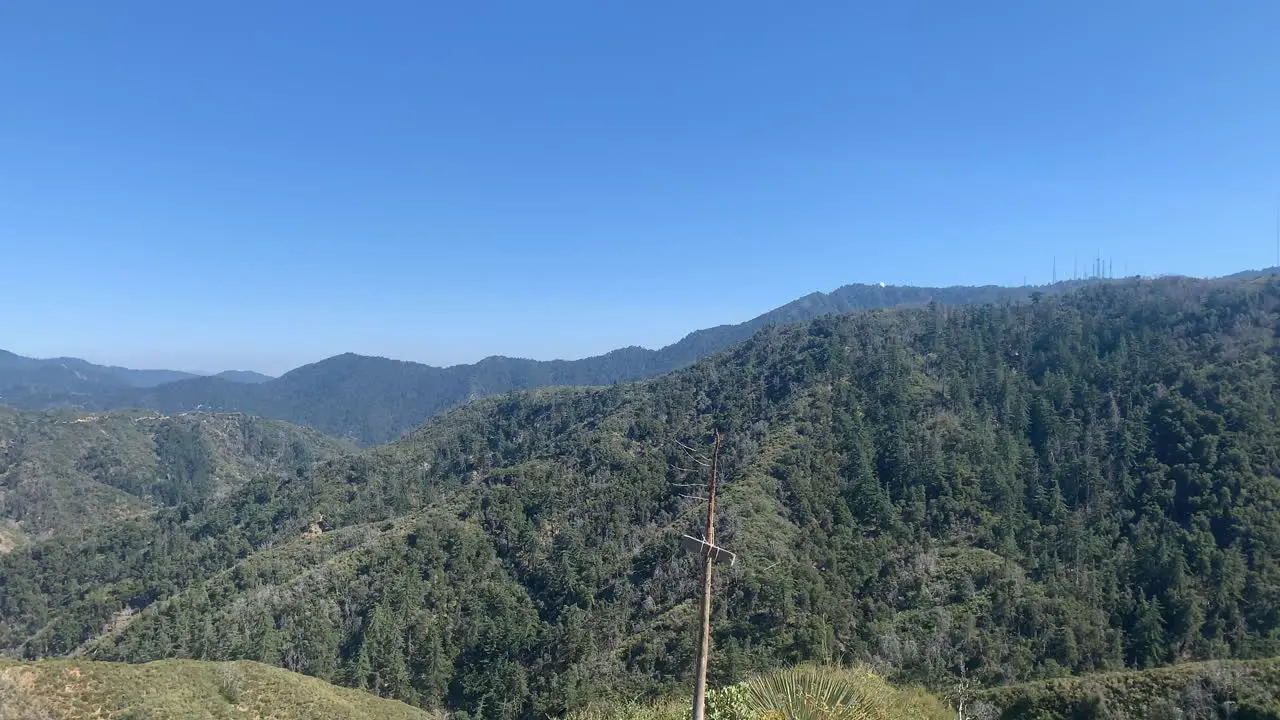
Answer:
(680, 534, 736, 566)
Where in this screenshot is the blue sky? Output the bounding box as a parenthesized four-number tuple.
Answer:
(2, 1, 1278, 374)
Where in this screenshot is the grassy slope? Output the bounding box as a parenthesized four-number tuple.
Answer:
(0, 658, 438, 719)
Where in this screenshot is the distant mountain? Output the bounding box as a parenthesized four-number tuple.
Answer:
(8, 274, 1259, 445)
(0, 350, 200, 395)
(214, 369, 275, 384)
(0, 352, 274, 404)
(1222, 265, 1280, 281)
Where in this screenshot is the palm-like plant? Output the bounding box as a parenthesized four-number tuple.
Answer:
(739, 665, 951, 720)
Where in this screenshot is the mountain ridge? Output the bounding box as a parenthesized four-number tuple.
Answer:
(0, 279, 1092, 444)
(8, 272, 1274, 445)
(0, 351, 273, 401)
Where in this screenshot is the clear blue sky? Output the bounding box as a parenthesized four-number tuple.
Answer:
(2, 1, 1278, 375)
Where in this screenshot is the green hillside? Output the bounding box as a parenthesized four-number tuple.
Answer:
(3, 275, 1280, 719)
(0, 658, 438, 719)
(0, 408, 354, 548)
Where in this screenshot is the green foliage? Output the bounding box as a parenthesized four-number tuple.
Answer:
(978, 658, 1280, 719)
(152, 421, 214, 505)
(708, 684, 755, 720)
(5, 276, 1280, 719)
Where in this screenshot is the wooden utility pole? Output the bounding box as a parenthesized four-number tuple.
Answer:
(691, 431, 722, 720)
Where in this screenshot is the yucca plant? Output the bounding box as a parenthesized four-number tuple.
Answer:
(738, 664, 952, 720)
(560, 665, 953, 720)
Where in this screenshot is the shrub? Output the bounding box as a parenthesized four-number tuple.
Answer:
(708, 684, 755, 720)
(216, 662, 244, 704)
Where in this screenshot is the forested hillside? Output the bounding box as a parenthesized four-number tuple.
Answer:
(2, 280, 1066, 444)
(0, 408, 353, 549)
(2, 275, 1279, 720)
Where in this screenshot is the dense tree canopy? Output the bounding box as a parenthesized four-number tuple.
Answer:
(3, 275, 1280, 719)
